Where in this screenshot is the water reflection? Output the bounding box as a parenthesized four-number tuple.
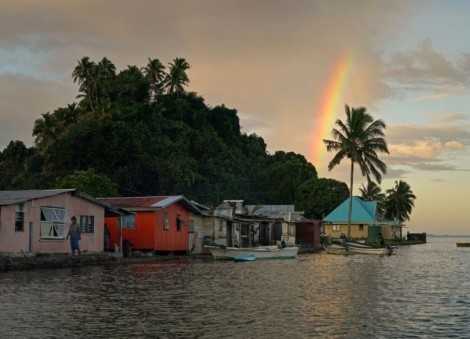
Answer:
(1, 238, 470, 338)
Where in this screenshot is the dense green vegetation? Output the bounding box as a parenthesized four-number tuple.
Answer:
(0, 56, 348, 217)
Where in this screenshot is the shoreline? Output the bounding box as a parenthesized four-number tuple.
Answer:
(0, 253, 214, 273)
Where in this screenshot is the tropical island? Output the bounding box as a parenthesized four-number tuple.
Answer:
(0, 56, 415, 224)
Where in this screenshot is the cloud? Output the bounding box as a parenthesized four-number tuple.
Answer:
(387, 123, 470, 145)
(385, 38, 467, 89)
(413, 93, 453, 102)
(432, 112, 470, 123)
(384, 167, 409, 178)
(386, 122, 470, 172)
(0, 0, 413, 154)
(0, 73, 75, 147)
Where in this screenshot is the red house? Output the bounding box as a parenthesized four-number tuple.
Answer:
(98, 195, 201, 253)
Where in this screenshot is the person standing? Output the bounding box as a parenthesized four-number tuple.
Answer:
(66, 216, 81, 255)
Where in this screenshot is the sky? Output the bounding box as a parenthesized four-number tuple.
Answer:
(0, 0, 469, 234)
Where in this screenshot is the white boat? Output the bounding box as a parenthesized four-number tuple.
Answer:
(206, 245, 299, 260)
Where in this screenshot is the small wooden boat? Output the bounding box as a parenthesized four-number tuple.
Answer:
(233, 254, 256, 262)
(325, 243, 396, 255)
(206, 245, 299, 260)
(456, 243, 470, 247)
(324, 244, 350, 255)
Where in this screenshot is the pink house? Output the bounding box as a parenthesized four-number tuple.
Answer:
(0, 189, 116, 254)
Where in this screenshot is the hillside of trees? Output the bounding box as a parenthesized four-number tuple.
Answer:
(0, 57, 349, 218)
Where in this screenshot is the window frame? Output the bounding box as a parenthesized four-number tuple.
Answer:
(120, 214, 136, 229)
(40, 206, 66, 239)
(79, 215, 95, 234)
(15, 203, 25, 232)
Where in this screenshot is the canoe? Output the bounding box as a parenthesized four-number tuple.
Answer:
(206, 245, 299, 260)
(233, 255, 257, 262)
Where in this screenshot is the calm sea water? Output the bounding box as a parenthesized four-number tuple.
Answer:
(1, 237, 470, 338)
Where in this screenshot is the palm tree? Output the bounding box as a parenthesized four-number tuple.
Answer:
(360, 181, 383, 201)
(165, 58, 190, 95)
(384, 180, 416, 224)
(97, 57, 116, 109)
(324, 105, 389, 238)
(72, 57, 98, 111)
(143, 58, 166, 101)
(360, 181, 386, 217)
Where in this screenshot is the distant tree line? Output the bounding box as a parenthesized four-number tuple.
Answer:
(0, 56, 349, 218)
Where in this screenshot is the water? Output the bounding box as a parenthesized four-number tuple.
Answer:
(1, 237, 470, 338)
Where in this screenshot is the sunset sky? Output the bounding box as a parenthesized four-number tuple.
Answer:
(1, 1, 469, 234)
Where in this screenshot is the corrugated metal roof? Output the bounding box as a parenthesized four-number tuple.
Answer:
(245, 205, 295, 218)
(0, 189, 75, 206)
(97, 196, 168, 208)
(0, 189, 125, 215)
(324, 197, 377, 224)
(245, 204, 305, 221)
(98, 195, 202, 214)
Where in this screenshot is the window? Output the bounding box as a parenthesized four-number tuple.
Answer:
(15, 204, 25, 232)
(176, 216, 182, 232)
(332, 225, 340, 231)
(120, 214, 136, 229)
(163, 210, 169, 231)
(40, 207, 66, 239)
(359, 224, 364, 231)
(80, 215, 95, 233)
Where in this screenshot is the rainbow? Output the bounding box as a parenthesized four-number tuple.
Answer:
(310, 54, 352, 166)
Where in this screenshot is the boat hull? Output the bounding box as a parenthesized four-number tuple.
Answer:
(325, 244, 396, 255)
(206, 246, 299, 260)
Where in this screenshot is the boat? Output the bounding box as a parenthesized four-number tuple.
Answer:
(324, 244, 350, 255)
(233, 254, 257, 262)
(206, 245, 299, 260)
(324, 242, 396, 255)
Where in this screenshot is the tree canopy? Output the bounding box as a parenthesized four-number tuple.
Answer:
(0, 56, 350, 217)
(384, 180, 416, 223)
(55, 169, 118, 197)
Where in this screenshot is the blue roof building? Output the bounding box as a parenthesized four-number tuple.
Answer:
(323, 196, 401, 241)
(324, 197, 377, 225)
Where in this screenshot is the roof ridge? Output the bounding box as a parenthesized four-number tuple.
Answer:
(99, 195, 179, 199)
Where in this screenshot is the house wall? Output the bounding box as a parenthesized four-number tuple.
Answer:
(105, 211, 158, 251)
(0, 193, 105, 254)
(382, 225, 401, 240)
(0, 204, 28, 253)
(106, 202, 191, 252)
(323, 224, 369, 240)
(190, 214, 225, 254)
(281, 222, 296, 246)
(296, 221, 321, 249)
(154, 204, 190, 252)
